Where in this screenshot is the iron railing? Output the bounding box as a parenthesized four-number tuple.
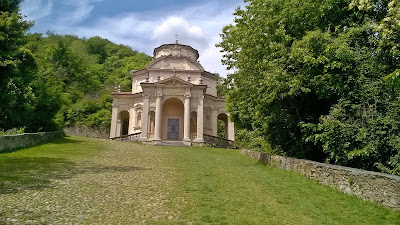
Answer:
(110, 132, 141, 141)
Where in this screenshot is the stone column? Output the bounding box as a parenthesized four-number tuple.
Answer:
(154, 93, 162, 141)
(211, 108, 218, 137)
(140, 94, 150, 141)
(128, 105, 135, 134)
(183, 94, 191, 142)
(228, 118, 235, 141)
(110, 103, 118, 138)
(116, 118, 121, 137)
(195, 96, 204, 142)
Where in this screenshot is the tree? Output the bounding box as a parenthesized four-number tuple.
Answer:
(24, 33, 152, 130)
(0, 0, 37, 131)
(218, 0, 400, 174)
(216, 75, 232, 97)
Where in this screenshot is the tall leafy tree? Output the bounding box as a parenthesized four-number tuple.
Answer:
(219, 0, 400, 174)
(24, 34, 152, 130)
(0, 0, 36, 131)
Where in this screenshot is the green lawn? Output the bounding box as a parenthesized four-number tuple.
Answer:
(0, 136, 399, 224)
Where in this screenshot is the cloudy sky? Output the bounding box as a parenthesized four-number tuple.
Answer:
(20, 0, 244, 76)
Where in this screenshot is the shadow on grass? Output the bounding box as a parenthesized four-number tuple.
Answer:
(0, 156, 149, 195)
(0, 136, 84, 154)
(0, 136, 149, 195)
(50, 136, 85, 145)
(0, 156, 78, 194)
(81, 165, 149, 173)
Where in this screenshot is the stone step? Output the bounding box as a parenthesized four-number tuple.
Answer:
(156, 141, 189, 147)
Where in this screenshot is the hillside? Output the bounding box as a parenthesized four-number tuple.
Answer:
(24, 34, 152, 131)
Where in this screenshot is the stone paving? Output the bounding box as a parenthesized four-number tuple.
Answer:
(0, 141, 186, 224)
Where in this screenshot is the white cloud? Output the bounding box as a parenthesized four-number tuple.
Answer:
(61, 0, 103, 24)
(21, 0, 242, 76)
(73, 14, 158, 52)
(152, 16, 208, 50)
(200, 37, 228, 76)
(20, 0, 53, 21)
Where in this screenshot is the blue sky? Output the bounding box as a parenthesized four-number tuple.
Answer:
(20, 0, 244, 76)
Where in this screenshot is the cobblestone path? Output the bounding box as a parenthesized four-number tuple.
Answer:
(0, 138, 185, 224)
(1, 136, 399, 224)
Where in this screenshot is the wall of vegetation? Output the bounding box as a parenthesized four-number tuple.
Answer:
(0, 0, 151, 134)
(218, 0, 400, 175)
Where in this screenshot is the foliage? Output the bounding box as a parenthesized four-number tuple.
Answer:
(0, 1, 60, 132)
(234, 129, 275, 153)
(216, 75, 232, 97)
(0, 127, 25, 136)
(2, 6, 151, 132)
(217, 119, 225, 139)
(24, 34, 152, 129)
(218, 0, 400, 174)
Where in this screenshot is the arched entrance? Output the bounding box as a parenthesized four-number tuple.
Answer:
(119, 110, 130, 136)
(162, 98, 184, 140)
(217, 113, 228, 139)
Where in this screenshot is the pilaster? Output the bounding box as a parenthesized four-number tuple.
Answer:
(140, 94, 150, 141)
(154, 90, 163, 141)
(195, 95, 204, 142)
(228, 116, 235, 141)
(211, 108, 218, 136)
(128, 104, 135, 134)
(110, 103, 118, 138)
(183, 93, 191, 142)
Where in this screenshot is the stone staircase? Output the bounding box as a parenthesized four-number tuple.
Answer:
(156, 141, 189, 147)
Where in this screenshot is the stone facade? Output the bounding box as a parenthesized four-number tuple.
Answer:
(0, 132, 63, 152)
(241, 149, 400, 210)
(110, 42, 234, 144)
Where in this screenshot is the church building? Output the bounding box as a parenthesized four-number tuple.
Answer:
(109, 42, 234, 145)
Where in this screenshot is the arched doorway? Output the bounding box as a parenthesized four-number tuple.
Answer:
(119, 111, 130, 136)
(162, 98, 184, 140)
(217, 113, 228, 139)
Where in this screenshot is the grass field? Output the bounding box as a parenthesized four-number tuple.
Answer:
(0, 136, 399, 224)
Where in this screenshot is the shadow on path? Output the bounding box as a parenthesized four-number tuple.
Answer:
(0, 156, 149, 195)
(81, 165, 149, 174)
(0, 156, 78, 194)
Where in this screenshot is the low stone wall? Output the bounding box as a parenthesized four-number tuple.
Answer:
(64, 126, 110, 139)
(0, 131, 63, 152)
(241, 149, 400, 210)
(203, 134, 235, 148)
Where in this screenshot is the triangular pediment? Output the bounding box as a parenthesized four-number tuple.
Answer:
(156, 76, 192, 86)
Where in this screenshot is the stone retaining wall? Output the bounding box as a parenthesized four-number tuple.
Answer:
(203, 134, 235, 148)
(0, 131, 63, 152)
(241, 149, 400, 210)
(64, 126, 110, 139)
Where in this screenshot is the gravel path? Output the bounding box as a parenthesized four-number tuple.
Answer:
(0, 140, 186, 224)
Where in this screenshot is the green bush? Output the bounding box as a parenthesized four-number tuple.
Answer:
(0, 127, 25, 136)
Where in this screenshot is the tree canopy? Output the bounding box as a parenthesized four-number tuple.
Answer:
(24, 34, 152, 130)
(0, 0, 40, 131)
(218, 0, 400, 174)
(0, 0, 152, 133)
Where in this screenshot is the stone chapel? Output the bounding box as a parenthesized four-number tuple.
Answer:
(109, 42, 234, 145)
